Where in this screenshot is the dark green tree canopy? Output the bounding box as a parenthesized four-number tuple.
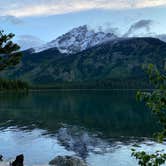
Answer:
(0, 30, 22, 70)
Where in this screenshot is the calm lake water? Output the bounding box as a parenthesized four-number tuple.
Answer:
(0, 90, 165, 166)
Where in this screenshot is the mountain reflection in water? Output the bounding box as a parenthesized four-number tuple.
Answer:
(0, 90, 162, 165)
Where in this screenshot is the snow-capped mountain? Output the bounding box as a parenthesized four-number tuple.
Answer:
(34, 25, 117, 54)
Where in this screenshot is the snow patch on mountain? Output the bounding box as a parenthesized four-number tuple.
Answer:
(34, 25, 117, 54)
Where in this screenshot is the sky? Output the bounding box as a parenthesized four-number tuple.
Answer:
(0, 0, 166, 49)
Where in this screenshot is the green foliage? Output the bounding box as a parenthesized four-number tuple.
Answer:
(0, 30, 22, 70)
(137, 64, 166, 142)
(0, 30, 28, 90)
(132, 149, 166, 166)
(132, 64, 166, 166)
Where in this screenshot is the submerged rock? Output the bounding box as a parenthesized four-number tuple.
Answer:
(49, 156, 88, 166)
(11, 154, 24, 166)
(0, 155, 9, 166)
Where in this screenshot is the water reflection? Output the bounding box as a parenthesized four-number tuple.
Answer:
(0, 90, 159, 138)
(0, 91, 163, 166)
(0, 127, 74, 165)
(0, 125, 165, 166)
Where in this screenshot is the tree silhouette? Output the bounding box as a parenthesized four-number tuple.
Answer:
(0, 30, 22, 71)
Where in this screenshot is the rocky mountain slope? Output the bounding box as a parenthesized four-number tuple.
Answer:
(34, 25, 117, 54)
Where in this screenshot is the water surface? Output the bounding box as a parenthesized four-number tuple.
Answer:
(0, 90, 164, 165)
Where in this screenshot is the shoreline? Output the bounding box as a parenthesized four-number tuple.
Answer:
(0, 155, 88, 166)
(29, 88, 152, 91)
(0, 88, 153, 93)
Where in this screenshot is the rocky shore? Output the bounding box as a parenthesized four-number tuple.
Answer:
(0, 154, 88, 166)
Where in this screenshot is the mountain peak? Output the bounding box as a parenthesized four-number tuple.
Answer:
(70, 25, 88, 32)
(34, 25, 117, 54)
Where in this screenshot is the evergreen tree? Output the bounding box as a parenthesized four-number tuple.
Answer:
(0, 30, 22, 71)
(0, 30, 28, 90)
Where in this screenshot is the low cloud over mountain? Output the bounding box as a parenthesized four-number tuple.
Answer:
(124, 19, 154, 37)
(16, 35, 45, 50)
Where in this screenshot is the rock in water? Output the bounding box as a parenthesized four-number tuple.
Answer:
(0, 155, 3, 161)
(49, 156, 88, 166)
(11, 154, 24, 166)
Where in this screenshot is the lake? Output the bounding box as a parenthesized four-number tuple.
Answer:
(0, 90, 165, 166)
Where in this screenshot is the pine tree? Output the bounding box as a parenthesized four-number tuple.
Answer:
(0, 30, 22, 71)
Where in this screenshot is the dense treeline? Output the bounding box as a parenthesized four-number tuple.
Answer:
(32, 77, 152, 90)
(0, 79, 28, 91)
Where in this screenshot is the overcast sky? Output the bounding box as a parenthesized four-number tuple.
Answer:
(0, 0, 166, 17)
(0, 0, 166, 46)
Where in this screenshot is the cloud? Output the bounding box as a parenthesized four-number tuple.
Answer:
(16, 35, 45, 50)
(124, 19, 154, 37)
(0, 15, 23, 24)
(94, 25, 120, 37)
(0, 0, 166, 17)
(97, 22, 120, 35)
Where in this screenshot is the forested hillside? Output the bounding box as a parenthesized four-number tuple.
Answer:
(1, 37, 166, 88)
